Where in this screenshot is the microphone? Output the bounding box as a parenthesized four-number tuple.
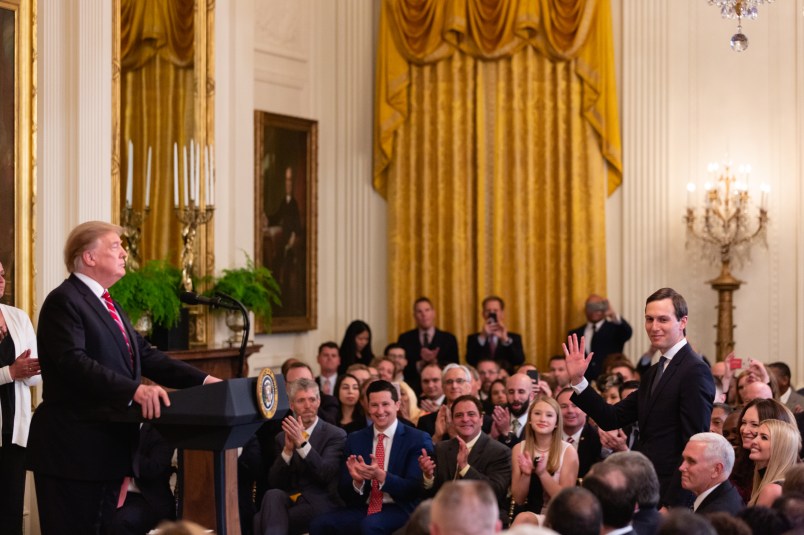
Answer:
(180, 291, 239, 311)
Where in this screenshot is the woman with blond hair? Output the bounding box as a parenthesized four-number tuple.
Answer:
(748, 418, 801, 507)
(511, 395, 578, 524)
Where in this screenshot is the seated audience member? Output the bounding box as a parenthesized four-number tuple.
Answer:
(418, 364, 474, 440)
(611, 360, 639, 382)
(748, 418, 801, 507)
(583, 463, 636, 535)
(397, 380, 421, 426)
(605, 451, 661, 535)
(782, 464, 804, 495)
(768, 362, 804, 413)
(772, 492, 804, 531)
(567, 294, 633, 381)
(582, 462, 638, 535)
(419, 396, 511, 524)
(656, 510, 716, 535)
(548, 355, 570, 392)
(398, 297, 459, 395)
(722, 409, 742, 451)
(372, 356, 396, 383)
(477, 358, 501, 405)
(734, 359, 779, 406)
(731, 399, 796, 504)
(741, 381, 773, 405)
(346, 363, 372, 386)
(711, 360, 728, 403)
(399, 499, 432, 535)
(544, 487, 601, 535)
(511, 397, 579, 521)
(316, 341, 341, 396)
(338, 320, 374, 375)
(286, 362, 339, 423)
(466, 364, 482, 397)
(429, 480, 502, 535)
(383, 344, 408, 383)
(254, 378, 347, 535)
(488, 379, 508, 408)
(711, 402, 733, 435)
(704, 512, 751, 535)
(556, 387, 602, 478)
(737, 506, 791, 535)
(492, 373, 534, 447)
(418, 362, 445, 413)
(599, 373, 623, 405)
(465, 296, 525, 373)
(367, 365, 380, 382)
(309, 380, 434, 535)
(108, 424, 176, 535)
(336, 373, 368, 434)
(679, 432, 744, 515)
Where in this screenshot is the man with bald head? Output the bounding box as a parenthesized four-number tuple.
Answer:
(741, 381, 773, 405)
(491, 373, 533, 448)
(568, 294, 633, 381)
(429, 481, 502, 535)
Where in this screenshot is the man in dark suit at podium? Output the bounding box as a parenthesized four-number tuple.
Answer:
(398, 297, 459, 395)
(567, 294, 633, 382)
(26, 221, 218, 535)
(254, 378, 347, 535)
(465, 296, 525, 373)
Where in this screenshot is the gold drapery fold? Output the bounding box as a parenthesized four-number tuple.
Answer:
(120, 0, 195, 265)
(380, 0, 617, 368)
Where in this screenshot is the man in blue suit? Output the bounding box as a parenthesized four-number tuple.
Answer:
(309, 380, 433, 535)
(564, 288, 714, 507)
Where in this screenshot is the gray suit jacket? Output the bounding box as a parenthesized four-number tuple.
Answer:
(429, 433, 511, 519)
(268, 418, 347, 512)
(784, 389, 804, 412)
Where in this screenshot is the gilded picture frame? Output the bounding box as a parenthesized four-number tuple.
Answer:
(254, 111, 318, 333)
(0, 0, 36, 315)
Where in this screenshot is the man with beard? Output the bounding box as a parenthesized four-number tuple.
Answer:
(491, 373, 533, 448)
(418, 396, 511, 524)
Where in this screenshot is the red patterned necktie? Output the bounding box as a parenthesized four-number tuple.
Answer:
(367, 433, 386, 515)
(102, 290, 133, 367)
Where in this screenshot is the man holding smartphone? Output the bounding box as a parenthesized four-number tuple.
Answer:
(567, 294, 633, 382)
(465, 296, 525, 373)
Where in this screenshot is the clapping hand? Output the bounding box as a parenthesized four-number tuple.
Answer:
(418, 448, 436, 479)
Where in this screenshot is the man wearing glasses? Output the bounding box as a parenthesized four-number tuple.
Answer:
(417, 364, 477, 441)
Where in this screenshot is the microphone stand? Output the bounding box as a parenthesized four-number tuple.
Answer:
(212, 292, 249, 378)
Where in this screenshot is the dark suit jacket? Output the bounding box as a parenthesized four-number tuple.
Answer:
(398, 329, 459, 394)
(134, 424, 176, 521)
(568, 320, 633, 381)
(632, 506, 660, 535)
(428, 433, 511, 520)
(465, 332, 525, 372)
(269, 419, 347, 512)
(571, 342, 714, 506)
(575, 423, 603, 478)
(339, 422, 433, 515)
(27, 275, 207, 481)
(695, 480, 745, 515)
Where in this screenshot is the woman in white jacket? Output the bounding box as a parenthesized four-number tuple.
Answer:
(0, 261, 41, 535)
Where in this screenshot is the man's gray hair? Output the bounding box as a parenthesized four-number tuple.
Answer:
(287, 377, 320, 400)
(430, 480, 499, 535)
(443, 363, 472, 382)
(604, 451, 661, 508)
(688, 432, 735, 475)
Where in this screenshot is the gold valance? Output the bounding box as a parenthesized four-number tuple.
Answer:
(374, 0, 622, 196)
(120, 0, 194, 70)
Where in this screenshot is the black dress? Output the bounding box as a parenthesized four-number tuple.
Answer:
(0, 334, 25, 535)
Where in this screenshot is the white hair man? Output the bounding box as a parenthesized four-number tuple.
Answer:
(679, 432, 744, 515)
(429, 480, 501, 535)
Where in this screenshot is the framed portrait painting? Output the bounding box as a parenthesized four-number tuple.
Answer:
(254, 111, 317, 333)
(0, 0, 36, 315)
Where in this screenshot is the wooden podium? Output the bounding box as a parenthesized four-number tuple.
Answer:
(165, 345, 266, 534)
(141, 373, 287, 535)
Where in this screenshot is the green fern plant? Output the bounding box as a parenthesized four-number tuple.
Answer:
(109, 260, 183, 328)
(207, 254, 282, 327)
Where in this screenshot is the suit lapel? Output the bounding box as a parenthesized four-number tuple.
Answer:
(643, 344, 689, 414)
(386, 423, 406, 474)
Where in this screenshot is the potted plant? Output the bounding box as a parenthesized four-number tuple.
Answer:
(207, 254, 281, 339)
(109, 259, 184, 336)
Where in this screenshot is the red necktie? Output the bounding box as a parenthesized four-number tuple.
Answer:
(102, 290, 133, 367)
(367, 433, 386, 515)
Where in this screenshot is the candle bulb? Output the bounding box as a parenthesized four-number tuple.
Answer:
(126, 140, 134, 206)
(173, 143, 179, 208)
(189, 140, 195, 204)
(195, 144, 201, 205)
(145, 146, 152, 209)
(205, 146, 210, 206)
(209, 146, 215, 206)
(183, 144, 190, 208)
(686, 182, 696, 208)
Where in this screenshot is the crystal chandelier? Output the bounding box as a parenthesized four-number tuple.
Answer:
(708, 0, 775, 52)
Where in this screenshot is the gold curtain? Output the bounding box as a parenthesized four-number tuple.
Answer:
(378, 0, 620, 368)
(121, 0, 195, 264)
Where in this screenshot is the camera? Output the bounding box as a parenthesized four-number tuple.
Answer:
(586, 300, 608, 313)
(488, 311, 497, 323)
